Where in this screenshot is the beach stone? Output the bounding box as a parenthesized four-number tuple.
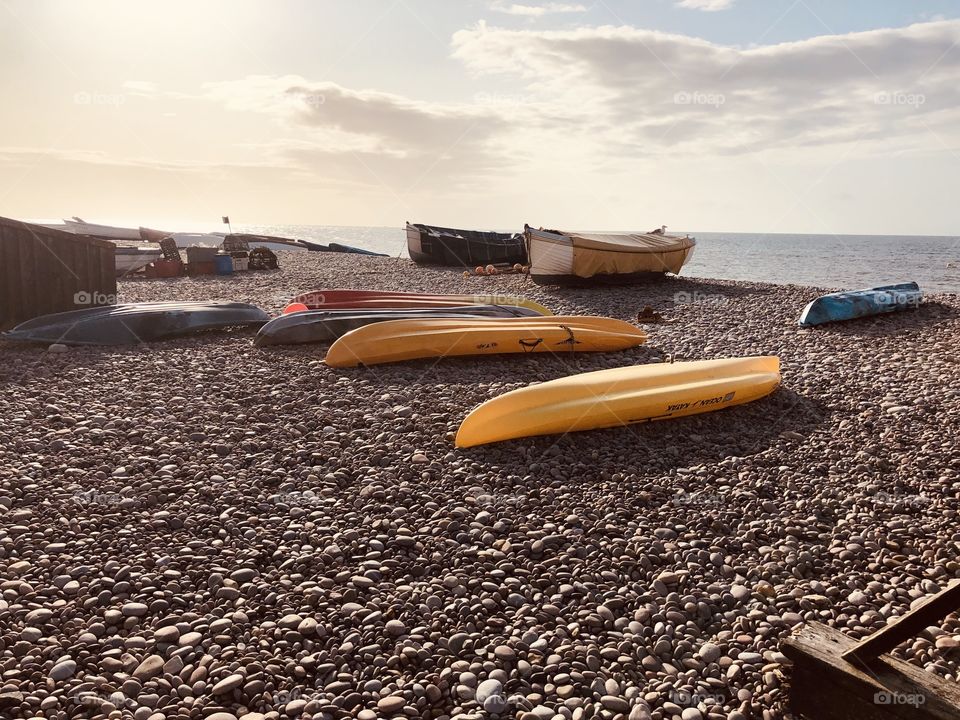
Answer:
(601, 696, 630, 713)
(212, 673, 245, 694)
(132, 655, 164, 680)
(377, 696, 405, 714)
(699, 643, 722, 663)
(123, 602, 149, 617)
(49, 659, 77, 681)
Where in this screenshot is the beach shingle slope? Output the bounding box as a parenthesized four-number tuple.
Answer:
(0, 252, 958, 720)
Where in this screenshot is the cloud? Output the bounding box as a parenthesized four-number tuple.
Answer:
(489, 1, 587, 17)
(451, 20, 960, 157)
(202, 76, 518, 190)
(675, 0, 734, 11)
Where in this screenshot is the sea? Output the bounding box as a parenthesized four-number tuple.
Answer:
(241, 225, 960, 293)
(35, 219, 960, 293)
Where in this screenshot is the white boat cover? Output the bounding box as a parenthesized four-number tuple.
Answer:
(526, 227, 696, 280)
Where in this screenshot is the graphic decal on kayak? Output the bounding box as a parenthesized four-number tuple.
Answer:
(629, 391, 738, 424)
(553, 325, 581, 348)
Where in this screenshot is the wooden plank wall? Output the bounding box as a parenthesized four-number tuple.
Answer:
(0, 216, 116, 330)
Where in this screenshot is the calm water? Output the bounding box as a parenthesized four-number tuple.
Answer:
(141, 222, 957, 294)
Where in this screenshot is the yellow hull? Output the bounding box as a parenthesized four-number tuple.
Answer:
(324, 316, 647, 368)
(455, 356, 781, 447)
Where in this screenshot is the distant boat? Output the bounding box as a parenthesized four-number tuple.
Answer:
(406, 222, 526, 266)
(115, 247, 161, 276)
(798, 282, 922, 327)
(524, 225, 696, 285)
(328, 242, 387, 256)
(62, 217, 142, 241)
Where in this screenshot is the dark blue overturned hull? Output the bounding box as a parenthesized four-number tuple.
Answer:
(798, 282, 921, 327)
(255, 305, 541, 346)
(2, 302, 270, 345)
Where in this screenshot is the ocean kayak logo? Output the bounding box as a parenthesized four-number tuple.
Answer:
(74, 291, 118, 306)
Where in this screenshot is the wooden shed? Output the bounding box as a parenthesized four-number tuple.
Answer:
(0, 216, 116, 330)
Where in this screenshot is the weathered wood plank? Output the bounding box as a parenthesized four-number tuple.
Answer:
(782, 622, 960, 720)
(843, 580, 960, 663)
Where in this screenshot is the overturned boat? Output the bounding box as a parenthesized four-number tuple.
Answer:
(2, 302, 270, 346)
(115, 247, 162, 276)
(798, 282, 922, 327)
(287, 290, 552, 316)
(406, 222, 527, 266)
(524, 225, 696, 285)
(325, 316, 648, 368)
(255, 305, 541, 346)
(456, 356, 781, 447)
(60, 217, 142, 241)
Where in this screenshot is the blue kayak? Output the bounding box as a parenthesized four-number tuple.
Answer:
(798, 282, 921, 327)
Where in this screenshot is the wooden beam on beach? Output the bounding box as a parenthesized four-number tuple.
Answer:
(782, 622, 960, 720)
(841, 580, 960, 664)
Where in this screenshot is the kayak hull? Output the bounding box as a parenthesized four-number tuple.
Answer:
(288, 290, 552, 316)
(1, 302, 269, 346)
(798, 282, 921, 327)
(456, 356, 781, 447)
(325, 316, 647, 368)
(255, 305, 542, 346)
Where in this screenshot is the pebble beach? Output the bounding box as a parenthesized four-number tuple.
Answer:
(1, 251, 958, 720)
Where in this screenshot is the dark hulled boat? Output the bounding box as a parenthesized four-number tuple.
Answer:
(406, 222, 527, 267)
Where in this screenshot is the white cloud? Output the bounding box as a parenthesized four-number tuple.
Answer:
(452, 20, 960, 157)
(675, 0, 734, 11)
(489, 1, 587, 18)
(201, 76, 518, 189)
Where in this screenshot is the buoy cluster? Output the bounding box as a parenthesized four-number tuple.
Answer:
(463, 263, 529, 278)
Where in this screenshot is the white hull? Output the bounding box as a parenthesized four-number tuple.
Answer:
(115, 247, 161, 276)
(63, 218, 142, 241)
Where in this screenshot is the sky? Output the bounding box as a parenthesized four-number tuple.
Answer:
(1, 0, 958, 234)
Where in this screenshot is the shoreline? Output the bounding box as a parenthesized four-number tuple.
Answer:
(1, 252, 958, 720)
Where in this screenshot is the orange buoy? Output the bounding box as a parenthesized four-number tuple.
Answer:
(485, 265, 496, 275)
(283, 302, 309, 314)
(513, 263, 523, 272)
(474, 266, 485, 275)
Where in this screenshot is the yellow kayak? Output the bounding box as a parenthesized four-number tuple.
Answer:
(456, 356, 781, 447)
(324, 316, 647, 368)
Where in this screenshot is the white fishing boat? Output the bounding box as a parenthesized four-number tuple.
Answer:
(62, 217, 142, 241)
(524, 225, 696, 285)
(115, 247, 162, 276)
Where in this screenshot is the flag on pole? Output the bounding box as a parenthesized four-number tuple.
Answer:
(222, 216, 230, 224)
